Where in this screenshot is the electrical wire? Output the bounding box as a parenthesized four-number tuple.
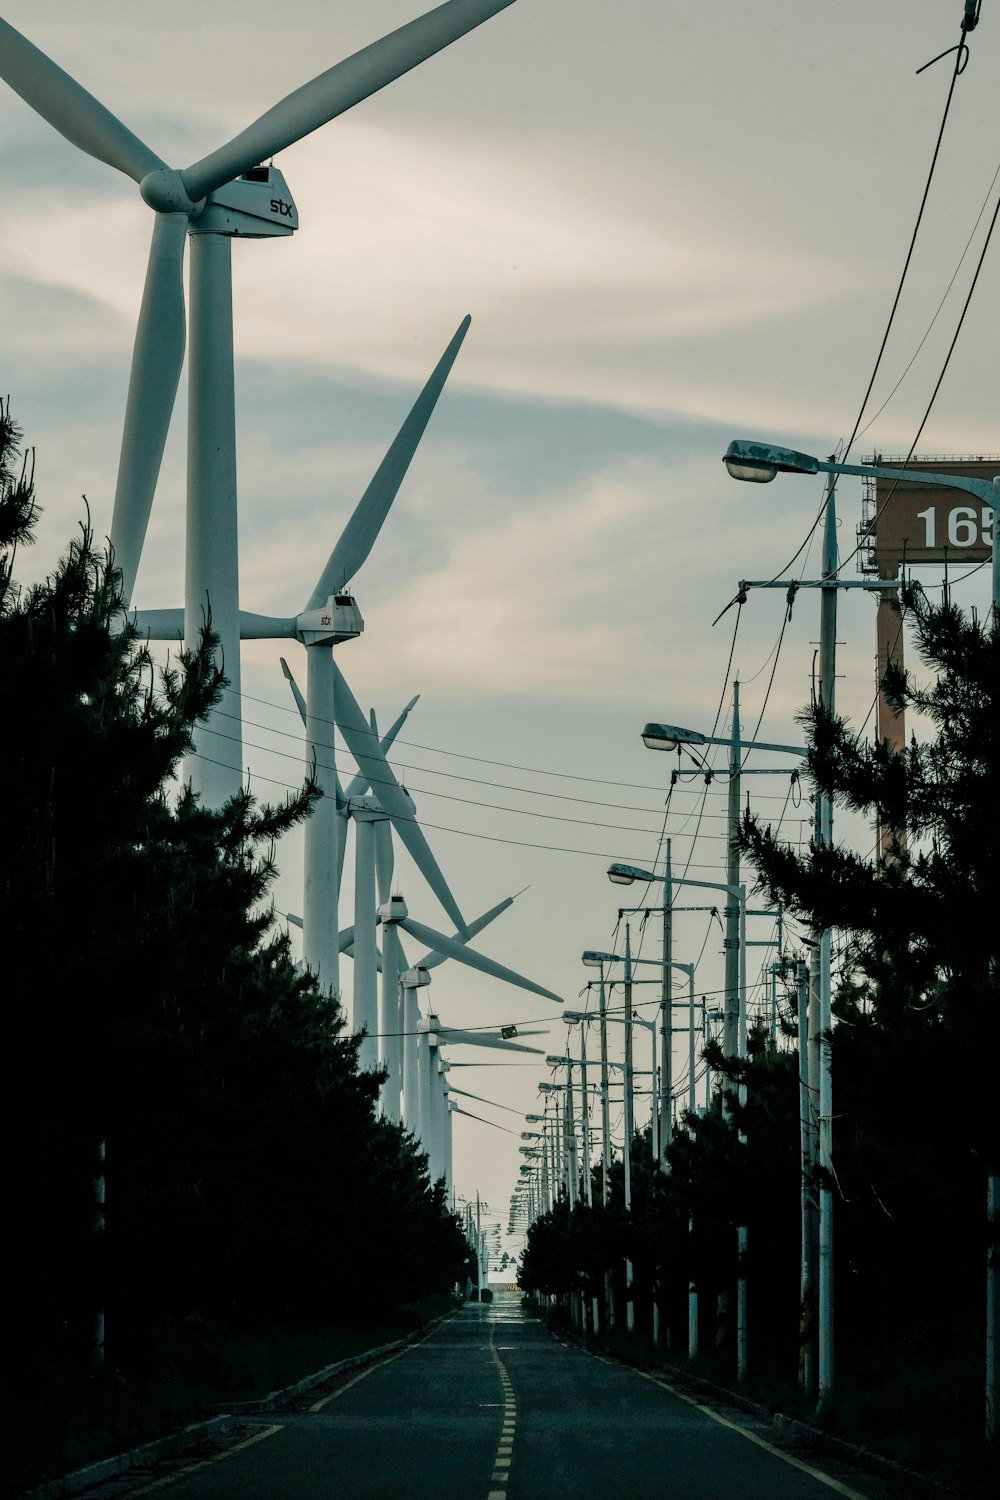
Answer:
(840, 13, 974, 465)
(237, 687, 682, 792)
(732, 12, 981, 615)
(854, 158, 1000, 444)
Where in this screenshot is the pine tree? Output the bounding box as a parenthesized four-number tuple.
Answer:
(738, 584, 997, 1446)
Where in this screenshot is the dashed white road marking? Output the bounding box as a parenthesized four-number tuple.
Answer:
(486, 1321, 518, 1500)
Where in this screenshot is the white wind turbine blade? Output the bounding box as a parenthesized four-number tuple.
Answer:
(305, 316, 471, 608)
(280, 657, 309, 727)
(131, 607, 184, 640)
(0, 20, 184, 608)
(437, 1028, 545, 1055)
(445, 1061, 539, 1068)
(280, 657, 348, 818)
(339, 927, 384, 971)
(333, 661, 466, 934)
(136, 606, 299, 641)
(343, 697, 420, 802)
(288, 913, 368, 962)
(374, 818, 395, 906)
(110, 217, 188, 607)
(0, 18, 165, 182)
(418, 891, 525, 971)
(180, 1, 517, 202)
(398, 916, 562, 1003)
(452, 1105, 512, 1130)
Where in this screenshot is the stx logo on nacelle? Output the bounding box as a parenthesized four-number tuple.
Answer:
(270, 197, 294, 217)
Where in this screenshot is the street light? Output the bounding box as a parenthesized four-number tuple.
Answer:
(561, 1013, 658, 1164)
(610, 861, 750, 1373)
(607, 865, 747, 1068)
(723, 439, 1000, 606)
(643, 721, 807, 760)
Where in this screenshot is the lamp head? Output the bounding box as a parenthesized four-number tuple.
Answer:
(582, 949, 620, 966)
(723, 439, 821, 483)
(525, 1113, 544, 1123)
(562, 1009, 586, 1024)
(607, 862, 656, 886)
(641, 721, 706, 752)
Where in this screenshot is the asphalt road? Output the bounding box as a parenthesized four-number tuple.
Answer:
(79, 1292, 903, 1499)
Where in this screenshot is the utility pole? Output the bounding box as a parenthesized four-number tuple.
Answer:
(578, 1021, 599, 1334)
(598, 967, 615, 1330)
(724, 683, 742, 1069)
(579, 1027, 593, 1208)
(797, 958, 816, 1394)
(598, 972, 612, 1208)
(816, 477, 837, 1400)
(660, 839, 673, 1165)
(623, 925, 636, 1334)
(565, 1051, 579, 1210)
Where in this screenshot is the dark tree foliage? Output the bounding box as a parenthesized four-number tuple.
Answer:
(518, 1026, 801, 1368)
(738, 586, 997, 1370)
(1, 412, 468, 1367)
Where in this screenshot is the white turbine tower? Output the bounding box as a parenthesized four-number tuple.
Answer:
(134, 317, 471, 993)
(0, 1, 517, 805)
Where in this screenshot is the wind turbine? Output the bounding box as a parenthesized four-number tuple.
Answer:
(0, 1, 518, 805)
(422, 1026, 545, 1188)
(379, 892, 561, 1125)
(282, 726, 526, 1070)
(134, 316, 472, 993)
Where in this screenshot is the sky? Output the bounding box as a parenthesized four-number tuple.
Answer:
(2, 0, 997, 1255)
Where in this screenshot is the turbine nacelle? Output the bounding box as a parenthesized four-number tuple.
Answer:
(379, 895, 409, 926)
(295, 593, 364, 647)
(193, 165, 299, 238)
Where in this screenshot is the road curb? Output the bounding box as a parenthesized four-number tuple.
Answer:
(651, 1362, 972, 1500)
(21, 1314, 451, 1499)
(544, 1327, 971, 1500)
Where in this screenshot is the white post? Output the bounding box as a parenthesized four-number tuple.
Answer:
(301, 645, 340, 998)
(429, 1060, 446, 1185)
(402, 981, 422, 1135)
(444, 1098, 455, 1203)
(380, 922, 402, 1122)
(421, 1032, 438, 1169)
(185, 231, 243, 806)
(352, 810, 378, 1067)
